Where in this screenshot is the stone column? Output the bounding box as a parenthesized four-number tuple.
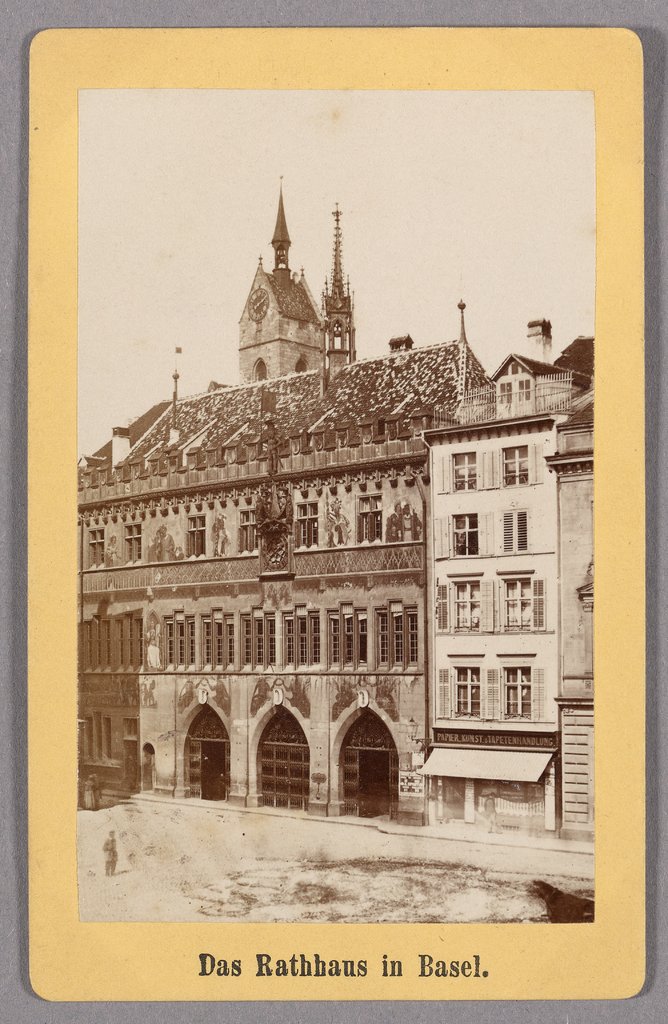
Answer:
(228, 673, 252, 807)
(544, 758, 556, 831)
(308, 674, 330, 817)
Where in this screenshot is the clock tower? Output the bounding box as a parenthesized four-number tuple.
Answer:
(239, 184, 325, 383)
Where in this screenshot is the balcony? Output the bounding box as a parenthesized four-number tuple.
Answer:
(433, 373, 574, 428)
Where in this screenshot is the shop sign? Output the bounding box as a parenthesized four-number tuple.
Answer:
(399, 770, 424, 796)
(431, 728, 558, 751)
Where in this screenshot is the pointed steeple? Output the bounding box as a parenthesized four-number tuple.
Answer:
(323, 202, 355, 377)
(271, 179, 291, 274)
(457, 299, 468, 400)
(330, 203, 345, 301)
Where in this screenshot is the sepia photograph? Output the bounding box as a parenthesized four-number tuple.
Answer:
(75, 88, 595, 925)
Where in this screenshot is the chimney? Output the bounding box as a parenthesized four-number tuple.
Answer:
(111, 426, 130, 466)
(527, 319, 552, 360)
(389, 335, 414, 352)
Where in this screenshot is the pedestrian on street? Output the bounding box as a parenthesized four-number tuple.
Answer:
(103, 831, 118, 876)
(484, 793, 499, 834)
(83, 774, 98, 810)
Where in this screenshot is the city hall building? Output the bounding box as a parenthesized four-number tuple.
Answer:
(77, 190, 489, 826)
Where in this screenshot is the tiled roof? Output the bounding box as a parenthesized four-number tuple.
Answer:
(563, 388, 594, 427)
(266, 274, 321, 323)
(91, 400, 171, 462)
(493, 352, 591, 389)
(113, 339, 489, 466)
(555, 336, 594, 380)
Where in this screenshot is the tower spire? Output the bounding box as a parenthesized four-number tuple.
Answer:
(330, 203, 344, 300)
(457, 299, 468, 400)
(271, 178, 291, 275)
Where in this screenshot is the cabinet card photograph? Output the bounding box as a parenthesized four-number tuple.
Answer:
(29, 28, 644, 1001)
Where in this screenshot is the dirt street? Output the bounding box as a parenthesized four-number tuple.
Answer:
(78, 801, 593, 923)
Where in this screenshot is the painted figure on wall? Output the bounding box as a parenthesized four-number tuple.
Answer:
(141, 679, 157, 706)
(147, 522, 184, 562)
(104, 534, 119, 566)
(326, 495, 350, 546)
(386, 501, 422, 542)
(211, 511, 229, 557)
(146, 617, 162, 671)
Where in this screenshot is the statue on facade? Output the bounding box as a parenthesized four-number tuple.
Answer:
(256, 480, 293, 572)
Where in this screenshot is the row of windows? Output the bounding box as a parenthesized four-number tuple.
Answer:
(434, 509, 529, 559)
(87, 496, 419, 568)
(82, 713, 137, 763)
(436, 444, 544, 494)
(435, 577, 546, 633)
(437, 666, 545, 722)
(84, 606, 420, 672)
(83, 616, 144, 670)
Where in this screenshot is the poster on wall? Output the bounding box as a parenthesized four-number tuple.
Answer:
(28, 27, 644, 1002)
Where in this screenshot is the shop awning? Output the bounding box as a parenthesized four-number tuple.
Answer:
(420, 747, 552, 783)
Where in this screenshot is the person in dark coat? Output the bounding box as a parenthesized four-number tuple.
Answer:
(103, 831, 118, 876)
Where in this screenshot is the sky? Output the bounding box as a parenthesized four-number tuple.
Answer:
(78, 89, 595, 456)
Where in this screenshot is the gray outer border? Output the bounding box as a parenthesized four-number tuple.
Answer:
(0, 2, 663, 1021)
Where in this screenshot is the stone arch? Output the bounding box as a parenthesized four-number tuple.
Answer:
(255, 706, 310, 810)
(185, 704, 230, 800)
(254, 358, 268, 381)
(332, 706, 399, 819)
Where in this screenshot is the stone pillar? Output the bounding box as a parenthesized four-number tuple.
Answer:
(464, 778, 475, 823)
(228, 674, 252, 807)
(308, 675, 330, 817)
(544, 758, 556, 831)
(436, 776, 444, 823)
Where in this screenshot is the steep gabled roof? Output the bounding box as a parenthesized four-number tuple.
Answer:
(555, 336, 594, 380)
(266, 273, 321, 324)
(492, 352, 591, 390)
(111, 339, 489, 467)
(90, 400, 171, 464)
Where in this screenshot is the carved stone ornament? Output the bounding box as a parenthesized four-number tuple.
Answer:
(256, 480, 293, 573)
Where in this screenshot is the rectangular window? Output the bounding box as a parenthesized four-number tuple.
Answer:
(133, 618, 143, 667)
(518, 378, 531, 403)
(254, 611, 265, 667)
(239, 509, 257, 553)
(407, 609, 419, 665)
(297, 502, 319, 548)
(455, 667, 481, 717)
(176, 614, 186, 665)
(165, 619, 175, 666)
(309, 612, 321, 664)
(453, 514, 479, 556)
(88, 528, 105, 567)
(503, 510, 529, 553)
(283, 614, 295, 666)
(390, 602, 403, 666)
(115, 617, 124, 667)
(504, 667, 532, 719)
(436, 584, 449, 632)
(504, 579, 533, 630)
(297, 610, 308, 667)
(342, 605, 354, 666)
(241, 615, 252, 666)
(453, 452, 477, 491)
(377, 610, 389, 665)
(210, 611, 223, 666)
(225, 615, 235, 667)
(202, 616, 213, 666)
(357, 612, 368, 665)
(84, 716, 94, 759)
(123, 615, 133, 666)
(503, 445, 529, 486)
(84, 621, 92, 668)
(499, 380, 512, 405)
(328, 612, 340, 665)
(101, 619, 111, 667)
(455, 581, 481, 631)
(266, 615, 277, 666)
(358, 495, 383, 542)
(187, 515, 206, 557)
(124, 522, 142, 562)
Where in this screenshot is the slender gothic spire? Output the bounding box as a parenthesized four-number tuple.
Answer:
(330, 203, 344, 300)
(457, 299, 468, 399)
(271, 179, 291, 272)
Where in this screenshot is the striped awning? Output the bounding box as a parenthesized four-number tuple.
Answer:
(420, 747, 552, 782)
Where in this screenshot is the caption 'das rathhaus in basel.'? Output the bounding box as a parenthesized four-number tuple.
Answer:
(77, 187, 593, 840)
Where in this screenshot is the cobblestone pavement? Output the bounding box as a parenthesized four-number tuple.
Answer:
(78, 800, 593, 923)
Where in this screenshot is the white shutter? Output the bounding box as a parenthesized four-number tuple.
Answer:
(480, 580, 495, 633)
(493, 450, 502, 489)
(434, 518, 446, 559)
(530, 443, 544, 484)
(438, 668, 451, 719)
(497, 580, 506, 632)
(440, 456, 450, 493)
(481, 451, 492, 490)
(532, 579, 546, 630)
(485, 669, 499, 721)
(532, 668, 545, 721)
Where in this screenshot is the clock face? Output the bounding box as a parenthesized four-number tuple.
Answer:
(249, 287, 270, 322)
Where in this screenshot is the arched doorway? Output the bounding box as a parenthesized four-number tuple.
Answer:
(142, 743, 155, 792)
(186, 705, 230, 801)
(258, 708, 310, 810)
(341, 710, 398, 819)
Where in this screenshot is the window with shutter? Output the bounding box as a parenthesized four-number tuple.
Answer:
(434, 518, 448, 559)
(503, 512, 514, 552)
(485, 668, 499, 720)
(438, 668, 451, 719)
(532, 579, 546, 629)
(517, 511, 528, 551)
(480, 580, 495, 632)
(532, 668, 545, 721)
(436, 584, 449, 631)
(503, 510, 529, 553)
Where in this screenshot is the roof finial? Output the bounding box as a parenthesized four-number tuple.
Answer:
(272, 179, 291, 271)
(457, 301, 468, 400)
(330, 203, 344, 299)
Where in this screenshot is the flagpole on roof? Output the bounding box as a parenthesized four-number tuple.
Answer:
(172, 346, 182, 430)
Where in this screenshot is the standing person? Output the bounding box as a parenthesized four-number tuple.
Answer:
(103, 831, 118, 876)
(83, 775, 96, 810)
